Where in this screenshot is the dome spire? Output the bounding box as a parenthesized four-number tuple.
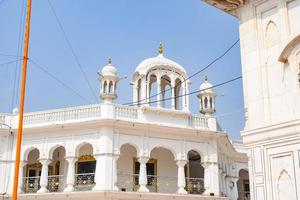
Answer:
(158, 42, 164, 54)
(108, 58, 112, 65)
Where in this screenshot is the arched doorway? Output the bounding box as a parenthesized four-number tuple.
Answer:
(185, 150, 205, 194)
(75, 143, 95, 191)
(24, 148, 41, 193)
(117, 144, 138, 192)
(150, 147, 177, 193)
(237, 169, 250, 200)
(48, 146, 66, 192)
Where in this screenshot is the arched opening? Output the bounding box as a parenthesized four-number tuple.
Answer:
(48, 146, 66, 192)
(75, 143, 95, 191)
(149, 147, 177, 193)
(117, 144, 138, 192)
(108, 81, 113, 93)
(237, 169, 250, 200)
(103, 81, 107, 94)
(204, 97, 208, 108)
(149, 74, 158, 107)
(24, 148, 41, 193)
(161, 75, 172, 109)
(185, 150, 205, 194)
(175, 78, 182, 110)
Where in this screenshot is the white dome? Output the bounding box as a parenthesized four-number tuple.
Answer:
(200, 76, 214, 93)
(101, 59, 117, 76)
(135, 54, 187, 75)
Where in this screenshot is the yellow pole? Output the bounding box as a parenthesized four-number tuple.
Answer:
(12, 0, 32, 199)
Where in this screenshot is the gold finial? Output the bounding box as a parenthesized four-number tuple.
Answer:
(204, 76, 208, 81)
(158, 42, 164, 54)
(108, 58, 112, 65)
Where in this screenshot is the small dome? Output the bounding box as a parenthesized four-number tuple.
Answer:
(101, 58, 117, 76)
(134, 43, 186, 76)
(200, 76, 214, 93)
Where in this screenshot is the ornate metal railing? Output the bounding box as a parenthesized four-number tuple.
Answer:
(238, 191, 251, 200)
(74, 173, 95, 191)
(185, 177, 205, 194)
(22, 176, 40, 193)
(23, 104, 101, 125)
(47, 175, 64, 192)
(114, 105, 138, 119)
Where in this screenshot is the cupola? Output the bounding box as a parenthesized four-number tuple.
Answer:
(98, 58, 120, 103)
(198, 76, 216, 116)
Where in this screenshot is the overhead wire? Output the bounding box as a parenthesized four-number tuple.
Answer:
(28, 59, 93, 104)
(128, 76, 242, 106)
(123, 39, 240, 106)
(46, 0, 99, 103)
(0, 59, 24, 67)
(12, 0, 27, 111)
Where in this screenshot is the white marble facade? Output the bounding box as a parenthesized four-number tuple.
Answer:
(0, 48, 248, 200)
(204, 0, 300, 200)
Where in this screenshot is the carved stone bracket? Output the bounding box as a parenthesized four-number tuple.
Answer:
(203, 0, 245, 15)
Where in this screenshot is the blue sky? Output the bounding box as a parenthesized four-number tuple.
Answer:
(0, 0, 244, 139)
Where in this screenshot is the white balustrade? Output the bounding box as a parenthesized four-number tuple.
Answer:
(114, 105, 138, 119)
(188, 115, 209, 129)
(23, 104, 101, 125)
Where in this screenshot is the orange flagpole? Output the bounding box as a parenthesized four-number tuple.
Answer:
(12, 0, 32, 199)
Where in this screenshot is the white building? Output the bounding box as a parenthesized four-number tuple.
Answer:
(0, 46, 248, 200)
(203, 0, 300, 200)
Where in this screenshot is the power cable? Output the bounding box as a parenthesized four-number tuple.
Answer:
(123, 39, 240, 106)
(0, 53, 22, 58)
(128, 76, 242, 106)
(0, 59, 24, 67)
(47, 0, 98, 103)
(28, 59, 93, 104)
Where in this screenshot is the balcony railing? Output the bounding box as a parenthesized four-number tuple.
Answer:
(185, 177, 205, 194)
(22, 176, 40, 193)
(74, 173, 95, 191)
(117, 174, 204, 194)
(47, 175, 64, 192)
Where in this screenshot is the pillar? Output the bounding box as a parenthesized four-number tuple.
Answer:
(37, 159, 51, 193)
(202, 162, 211, 195)
(230, 177, 239, 200)
(138, 156, 149, 192)
(176, 160, 188, 194)
(64, 157, 76, 192)
(93, 154, 102, 191)
(156, 76, 162, 108)
(18, 161, 27, 193)
(171, 78, 176, 110)
(113, 154, 119, 191)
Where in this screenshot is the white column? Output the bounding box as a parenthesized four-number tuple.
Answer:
(64, 157, 76, 192)
(140, 76, 147, 105)
(157, 76, 162, 108)
(230, 177, 239, 200)
(37, 159, 51, 193)
(18, 161, 27, 193)
(176, 160, 188, 194)
(182, 84, 186, 111)
(93, 154, 102, 191)
(113, 154, 119, 191)
(209, 162, 220, 196)
(202, 162, 211, 195)
(138, 156, 149, 192)
(171, 78, 176, 110)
